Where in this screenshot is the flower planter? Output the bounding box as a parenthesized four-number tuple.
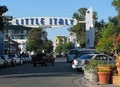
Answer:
(84, 69, 98, 82)
(117, 66, 120, 76)
(84, 70, 90, 80)
(98, 72, 111, 84)
(112, 76, 120, 86)
(89, 72, 98, 82)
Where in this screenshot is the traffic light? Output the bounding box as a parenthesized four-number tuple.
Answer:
(0, 5, 8, 29)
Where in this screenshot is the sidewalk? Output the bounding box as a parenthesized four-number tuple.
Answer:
(74, 77, 118, 87)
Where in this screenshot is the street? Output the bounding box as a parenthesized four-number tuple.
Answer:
(0, 57, 86, 87)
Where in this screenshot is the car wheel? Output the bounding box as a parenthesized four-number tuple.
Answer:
(33, 63, 36, 66)
(20, 60, 23, 65)
(43, 61, 47, 66)
(13, 61, 17, 66)
(4, 61, 8, 67)
(52, 61, 55, 65)
(77, 68, 82, 72)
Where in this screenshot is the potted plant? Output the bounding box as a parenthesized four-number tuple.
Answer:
(84, 60, 101, 82)
(97, 63, 113, 85)
(112, 71, 118, 84)
(97, 63, 114, 72)
(111, 66, 120, 86)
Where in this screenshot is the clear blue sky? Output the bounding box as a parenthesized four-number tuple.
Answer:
(1, 0, 117, 42)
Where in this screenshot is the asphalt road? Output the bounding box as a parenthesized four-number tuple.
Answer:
(0, 57, 86, 87)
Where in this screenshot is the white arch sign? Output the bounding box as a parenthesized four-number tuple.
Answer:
(11, 17, 78, 28)
(10, 7, 94, 48)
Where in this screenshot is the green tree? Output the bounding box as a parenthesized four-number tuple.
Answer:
(55, 42, 74, 55)
(55, 45, 63, 55)
(94, 20, 107, 46)
(96, 0, 120, 54)
(42, 40, 53, 53)
(71, 8, 87, 47)
(112, 0, 120, 16)
(62, 42, 74, 54)
(27, 27, 53, 54)
(27, 28, 43, 53)
(26, 40, 36, 51)
(96, 22, 117, 54)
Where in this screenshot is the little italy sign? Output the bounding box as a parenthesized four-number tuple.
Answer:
(11, 17, 78, 27)
(10, 7, 94, 48)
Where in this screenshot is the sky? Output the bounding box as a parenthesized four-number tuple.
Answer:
(0, 0, 117, 42)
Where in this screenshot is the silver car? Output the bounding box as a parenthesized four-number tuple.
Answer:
(1, 55, 12, 66)
(9, 54, 23, 66)
(21, 55, 31, 63)
(0, 57, 5, 67)
(72, 53, 115, 71)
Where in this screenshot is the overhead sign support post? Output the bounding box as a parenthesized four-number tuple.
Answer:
(78, 7, 94, 48)
(85, 7, 94, 48)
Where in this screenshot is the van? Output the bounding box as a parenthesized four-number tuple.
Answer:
(66, 48, 80, 63)
(66, 48, 96, 63)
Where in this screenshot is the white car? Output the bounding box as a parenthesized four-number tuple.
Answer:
(66, 48, 81, 63)
(9, 54, 23, 65)
(21, 55, 31, 63)
(72, 53, 115, 71)
(66, 48, 96, 63)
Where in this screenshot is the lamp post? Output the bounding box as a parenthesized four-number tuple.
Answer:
(8, 35, 10, 55)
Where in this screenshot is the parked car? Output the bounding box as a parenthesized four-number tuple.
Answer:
(9, 54, 23, 66)
(74, 51, 100, 59)
(31, 53, 55, 66)
(72, 53, 115, 72)
(66, 48, 80, 63)
(21, 55, 31, 63)
(66, 48, 96, 63)
(0, 56, 6, 67)
(1, 54, 12, 66)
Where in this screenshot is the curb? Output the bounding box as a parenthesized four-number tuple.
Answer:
(74, 77, 82, 87)
(74, 77, 116, 87)
(79, 77, 101, 87)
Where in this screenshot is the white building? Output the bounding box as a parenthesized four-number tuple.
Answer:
(67, 32, 80, 48)
(4, 25, 48, 54)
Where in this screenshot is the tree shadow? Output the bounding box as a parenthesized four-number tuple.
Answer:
(0, 60, 83, 78)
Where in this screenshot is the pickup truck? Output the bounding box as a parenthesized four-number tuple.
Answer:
(31, 53, 55, 66)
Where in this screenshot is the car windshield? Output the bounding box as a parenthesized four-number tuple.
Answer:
(22, 55, 29, 57)
(78, 54, 94, 59)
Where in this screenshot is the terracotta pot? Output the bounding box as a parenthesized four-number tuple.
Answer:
(98, 72, 111, 84)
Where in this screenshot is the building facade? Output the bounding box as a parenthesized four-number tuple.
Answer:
(67, 32, 80, 48)
(53, 36, 67, 51)
(4, 25, 48, 54)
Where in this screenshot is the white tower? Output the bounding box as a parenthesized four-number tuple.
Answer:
(86, 7, 94, 48)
